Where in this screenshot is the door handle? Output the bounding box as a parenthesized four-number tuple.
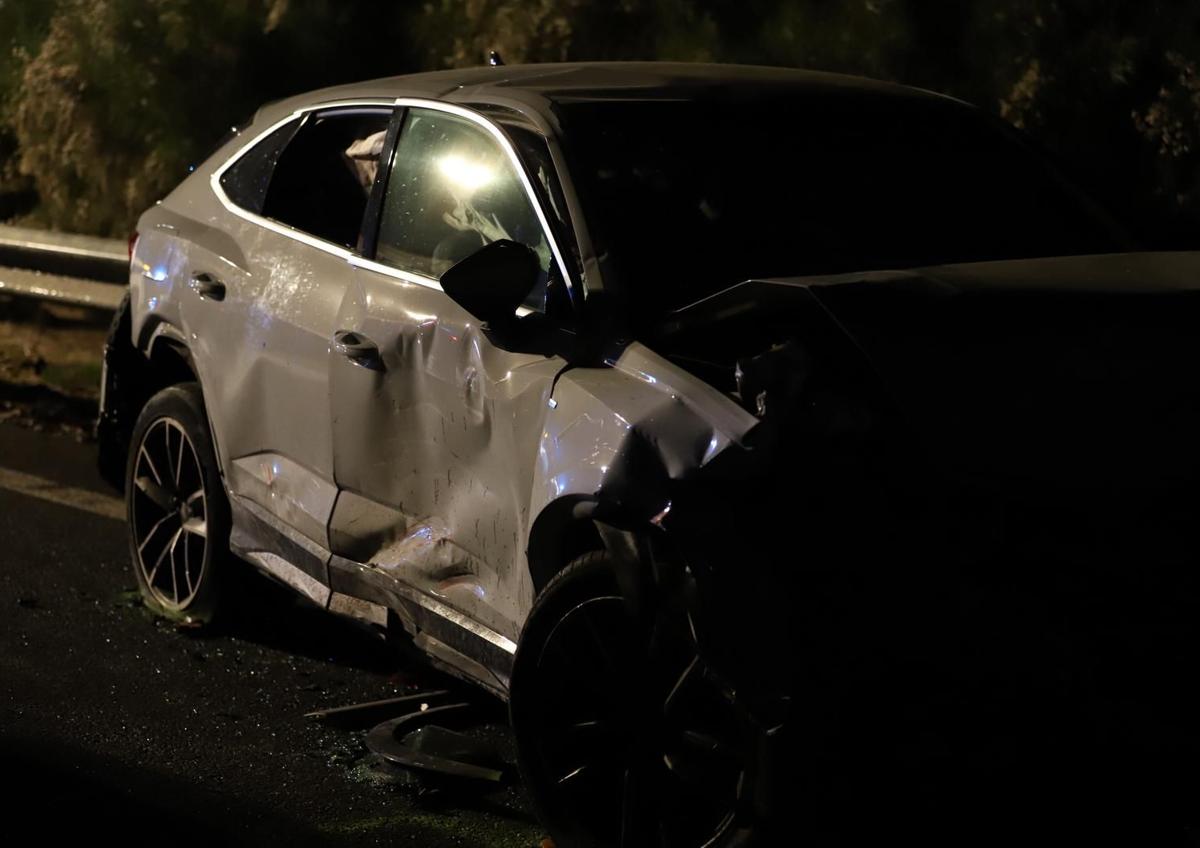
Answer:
(188, 272, 226, 301)
(332, 329, 383, 370)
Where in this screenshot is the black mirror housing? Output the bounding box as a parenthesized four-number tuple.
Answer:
(439, 239, 541, 328)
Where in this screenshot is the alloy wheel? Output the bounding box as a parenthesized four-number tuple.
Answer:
(527, 581, 758, 847)
(130, 417, 209, 612)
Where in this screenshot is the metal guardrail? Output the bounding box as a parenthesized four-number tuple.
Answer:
(0, 224, 128, 311)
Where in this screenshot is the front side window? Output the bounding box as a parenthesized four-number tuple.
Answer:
(375, 108, 553, 295)
(259, 108, 392, 249)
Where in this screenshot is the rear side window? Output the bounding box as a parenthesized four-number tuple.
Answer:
(218, 119, 300, 214)
(376, 108, 552, 285)
(260, 109, 392, 249)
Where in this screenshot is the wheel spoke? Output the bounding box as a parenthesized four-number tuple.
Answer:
(546, 717, 614, 743)
(168, 527, 181, 603)
(541, 644, 618, 713)
(146, 527, 181, 586)
(555, 754, 629, 795)
(558, 762, 591, 786)
(163, 423, 175, 490)
(620, 760, 666, 848)
(174, 427, 185, 486)
(662, 734, 744, 807)
(135, 475, 175, 512)
(137, 512, 177, 555)
(677, 729, 740, 762)
(542, 718, 618, 777)
(620, 764, 641, 848)
(559, 717, 613, 737)
(183, 529, 194, 596)
(131, 415, 212, 612)
(138, 446, 164, 486)
(664, 654, 703, 715)
(541, 599, 632, 708)
(578, 600, 624, 673)
(576, 598, 644, 690)
(520, 561, 749, 848)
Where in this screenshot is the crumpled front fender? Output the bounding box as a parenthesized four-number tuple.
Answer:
(530, 340, 760, 527)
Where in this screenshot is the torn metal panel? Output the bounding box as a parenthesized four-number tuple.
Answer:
(607, 342, 760, 451)
(305, 690, 452, 727)
(363, 516, 506, 638)
(328, 554, 515, 698)
(527, 342, 758, 508)
(368, 516, 465, 575)
(512, 340, 765, 614)
(365, 703, 506, 784)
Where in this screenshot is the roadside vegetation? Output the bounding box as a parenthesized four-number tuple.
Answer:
(0, 296, 107, 436)
(1, 1, 1199, 247)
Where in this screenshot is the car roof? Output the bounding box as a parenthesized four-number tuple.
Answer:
(263, 61, 961, 121)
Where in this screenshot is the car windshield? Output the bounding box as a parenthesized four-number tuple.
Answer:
(560, 95, 1122, 313)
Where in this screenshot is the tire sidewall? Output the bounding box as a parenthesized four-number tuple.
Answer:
(510, 551, 622, 848)
(125, 383, 229, 624)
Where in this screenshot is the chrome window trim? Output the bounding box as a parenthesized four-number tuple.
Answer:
(344, 256, 533, 318)
(209, 96, 575, 298)
(209, 98, 394, 261)
(347, 254, 442, 290)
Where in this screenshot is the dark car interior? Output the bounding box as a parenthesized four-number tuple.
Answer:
(262, 111, 392, 249)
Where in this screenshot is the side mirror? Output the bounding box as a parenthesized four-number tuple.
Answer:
(439, 239, 540, 328)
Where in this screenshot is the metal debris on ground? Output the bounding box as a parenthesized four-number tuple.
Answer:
(366, 702, 506, 786)
(304, 690, 451, 729)
(307, 690, 511, 791)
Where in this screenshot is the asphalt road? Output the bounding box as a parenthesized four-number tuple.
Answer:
(0, 421, 542, 847)
(4, 372, 1200, 846)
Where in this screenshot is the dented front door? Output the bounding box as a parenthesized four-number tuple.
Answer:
(327, 266, 561, 640)
(326, 104, 568, 641)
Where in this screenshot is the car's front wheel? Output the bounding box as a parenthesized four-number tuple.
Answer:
(125, 383, 230, 625)
(510, 549, 766, 848)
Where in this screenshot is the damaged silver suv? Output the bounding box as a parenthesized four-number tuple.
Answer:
(100, 62, 1188, 845)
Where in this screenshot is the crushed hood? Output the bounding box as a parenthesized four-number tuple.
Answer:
(664, 252, 1200, 500)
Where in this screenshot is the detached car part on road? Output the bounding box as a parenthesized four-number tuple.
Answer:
(97, 63, 1200, 845)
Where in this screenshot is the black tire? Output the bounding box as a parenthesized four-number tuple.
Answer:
(125, 382, 231, 625)
(511, 550, 761, 848)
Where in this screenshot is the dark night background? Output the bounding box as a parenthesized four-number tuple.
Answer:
(1, 0, 1200, 250)
(4, 2, 1200, 845)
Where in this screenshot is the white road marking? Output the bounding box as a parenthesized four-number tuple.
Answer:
(0, 465, 125, 521)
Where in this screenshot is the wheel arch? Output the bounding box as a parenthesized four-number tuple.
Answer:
(145, 328, 199, 384)
(526, 494, 668, 594)
(525, 496, 605, 594)
(97, 300, 203, 491)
